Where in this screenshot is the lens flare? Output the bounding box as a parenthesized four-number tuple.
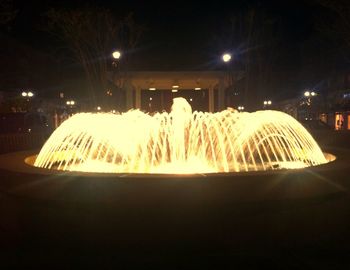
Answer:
(34, 98, 327, 174)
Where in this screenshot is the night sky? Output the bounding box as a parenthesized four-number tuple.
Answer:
(9, 0, 317, 69)
(1, 0, 345, 100)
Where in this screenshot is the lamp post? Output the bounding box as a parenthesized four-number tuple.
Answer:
(222, 52, 236, 110)
(66, 100, 76, 115)
(21, 91, 34, 111)
(112, 50, 121, 68)
(303, 90, 317, 120)
(263, 100, 272, 109)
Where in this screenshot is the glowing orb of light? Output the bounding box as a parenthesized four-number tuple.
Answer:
(222, 53, 232, 62)
(34, 98, 327, 174)
(112, 50, 121, 59)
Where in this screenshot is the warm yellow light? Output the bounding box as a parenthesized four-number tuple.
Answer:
(263, 101, 267, 105)
(171, 89, 178, 92)
(222, 53, 232, 62)
(34, 98, 328, 174)
(194, 87, 201, 90)
(304, 91, 310, 97)
(311, 91, 316, 96)
(149, 87, 156, 91)
(27, 92, 34, 97)
(66, 101, 71, 105)
(22, 92, 27, 97)
(267, 100, 272, 105)
(71, 100, 75, 105)
(172, 85, 179, 88)
(97, 106, 101, 111)
(112, 51, 121, 59)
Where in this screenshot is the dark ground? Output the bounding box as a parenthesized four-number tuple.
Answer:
(0, 131, 350, 269)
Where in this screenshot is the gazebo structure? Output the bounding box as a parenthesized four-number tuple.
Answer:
(115, 71, 241, 113)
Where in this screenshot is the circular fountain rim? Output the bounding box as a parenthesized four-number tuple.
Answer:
(0, 150, 336, 178)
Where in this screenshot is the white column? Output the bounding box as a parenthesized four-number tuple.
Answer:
(135, 87, 141, 109)
(208, 87, 214, 112)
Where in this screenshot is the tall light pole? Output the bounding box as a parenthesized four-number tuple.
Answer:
(222, 52, 235, 110)
(21, 91, 34, 111)
(303, 90, 317, 120)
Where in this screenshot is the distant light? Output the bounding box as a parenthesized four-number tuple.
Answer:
(171, 89, 178, 92)
(194, 87, 201, 90)
(22, 92, 27, 97)
(111, 110, 116, 113)
(27, 92, 34, 97)
(66, 101, 71, 105)
(172, 85, 179, 88)
(263, 101, 268, 105)
(222, 53, 232, 62)
(190, 98, 193, 101)
(71, 100, 75, 105)
(149, 97, 153, 101)
(112, 51, 121, 59)
(267, 100, 272, 105)
(149, 87, 156, 91)
(238, 106, 244, 111)
(311, 91, 316, 96)
(304, 91, 310, 97)
(97, 106, 101, 111)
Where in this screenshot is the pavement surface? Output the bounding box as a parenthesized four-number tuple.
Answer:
(0, 131, 350, 269)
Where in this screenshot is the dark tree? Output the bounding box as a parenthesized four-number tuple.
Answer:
(45, 7, 143, 107)
(214, 6, 281, 110)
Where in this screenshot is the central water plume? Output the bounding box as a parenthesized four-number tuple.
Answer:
(34, 98, 327, 174)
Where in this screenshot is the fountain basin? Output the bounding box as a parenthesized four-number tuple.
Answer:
(0, 149, 342, 204)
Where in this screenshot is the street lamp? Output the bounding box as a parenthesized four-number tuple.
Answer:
(66, 100, 75, 106)
(304, 91, 310, 97)
(112, 50, 121, 60)
(237, 106, 244, 111)
(263, 100, 272, 109)
(222, 53, 232, 63)
(22, 91, 34, 98)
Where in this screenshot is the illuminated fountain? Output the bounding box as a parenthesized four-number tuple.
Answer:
(34, 98, 328, 174)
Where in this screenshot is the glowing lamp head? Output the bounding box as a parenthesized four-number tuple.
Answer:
(263, 101, 268, 105)
(311, 91, 316, 96)
(194, 87, 201, 90)
(304, 91, 310, 97)
(267, 100, 272, 105)
(22, 92, 27, 97)
(171, 89, 178, 93)
(222, 53, 232, 63)
(27, 92, 34, 97)
(97, 106, 101, 111)
(149, 87, 156, 91)
(112, 51, 121, 59)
